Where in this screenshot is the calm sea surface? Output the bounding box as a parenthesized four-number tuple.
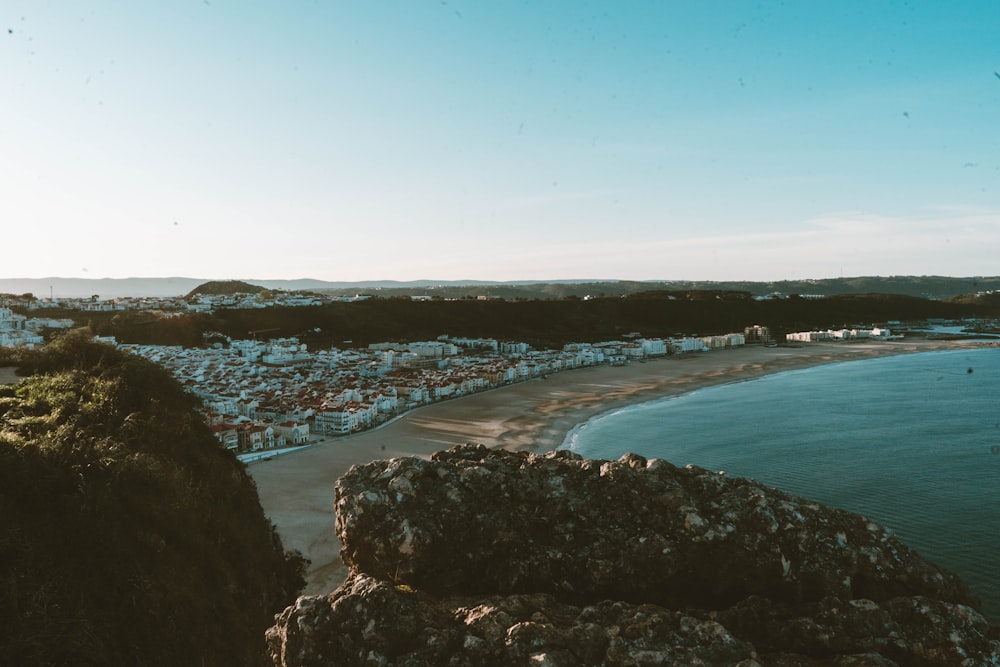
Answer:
(564, 347, 1000, 620)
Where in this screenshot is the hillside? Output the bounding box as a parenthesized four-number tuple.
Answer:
(81, 290, 992, 350)
(309, 275, 1000, 301)
(4, 275, 1000, 300)
(0, 334, 305, 665)
(186, 279, 267, 297)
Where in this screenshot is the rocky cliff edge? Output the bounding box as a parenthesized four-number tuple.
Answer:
(267, 444, 999, 666)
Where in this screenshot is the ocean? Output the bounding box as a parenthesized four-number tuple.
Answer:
(563, 347, 1000, 620)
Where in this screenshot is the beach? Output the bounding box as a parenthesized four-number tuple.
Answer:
(249, 339, 971, 596)
(0, 367, 20, 385)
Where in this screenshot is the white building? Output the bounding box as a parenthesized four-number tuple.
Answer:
(785, 328, 890, 343)
(669, 337, 704, 353)
(726, 333, 746, 347)
(408, 341, 459, 358)
(314, 409, 351, 435)
(0, 309, 43, 348)
(448, 337, 499, 352)
(24, 317, 74, 331)
(641, 338, 668, 357)
(500, 341, 529, 356)
(0, 330, 44, 348)
(273, 421, 310, 445)
(0, 307, 26, 330)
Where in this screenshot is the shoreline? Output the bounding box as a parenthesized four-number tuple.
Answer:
(249, 339, 984, 596)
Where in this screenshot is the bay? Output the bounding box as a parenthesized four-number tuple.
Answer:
(564, 347, 1000, 620)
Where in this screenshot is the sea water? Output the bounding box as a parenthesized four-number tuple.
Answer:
(564, 347, 1000, 620)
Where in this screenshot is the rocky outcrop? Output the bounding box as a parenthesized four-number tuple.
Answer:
(267, 445, 1000, 666)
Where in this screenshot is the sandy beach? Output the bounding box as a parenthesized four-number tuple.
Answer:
(250, 339, 976, 596)
(0, 367, 20, 385)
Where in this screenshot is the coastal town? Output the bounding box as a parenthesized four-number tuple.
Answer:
(3, 297, 907, 459)
(121, 331, 755, 456)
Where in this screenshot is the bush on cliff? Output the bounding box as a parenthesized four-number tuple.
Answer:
(0, 332, 306, 666)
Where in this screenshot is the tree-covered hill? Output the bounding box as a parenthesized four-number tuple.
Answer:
(78, 290, 994, 350)
(0, 333, 305, 665)
(185, 279, 266, 297)
(5, 275, 999, 301)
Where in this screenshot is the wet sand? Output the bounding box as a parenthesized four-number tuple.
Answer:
(249, 339, 973, 596)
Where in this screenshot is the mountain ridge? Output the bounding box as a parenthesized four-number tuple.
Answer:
(3, 275, 1000, 300)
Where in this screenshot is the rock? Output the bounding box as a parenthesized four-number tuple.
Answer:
(336, 445, 975, 609)
(268, 445, 1000, 666)
(267, 573, 760, 666)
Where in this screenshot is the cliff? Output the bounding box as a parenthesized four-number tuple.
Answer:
(267, 445, 999, 666)
(0, 334, 305, 665)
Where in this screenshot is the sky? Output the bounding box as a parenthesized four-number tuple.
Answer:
(3, 1, 999, 283)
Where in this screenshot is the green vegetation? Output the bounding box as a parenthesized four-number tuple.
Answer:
(20, 289, 997, 350)
(106, 291, 991, 349)
(185, 279, 266, 297)
(101, 311, 212, 347)
(0, 333, 305, 666)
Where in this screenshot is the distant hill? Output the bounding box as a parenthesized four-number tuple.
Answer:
(186, 279, 266, 297)
(0, 277, 571, 299)
(2, 275, 998, 300)
(307, 276, 1000, 301)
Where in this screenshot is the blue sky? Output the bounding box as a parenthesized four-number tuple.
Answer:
(3, 1, 999, 282)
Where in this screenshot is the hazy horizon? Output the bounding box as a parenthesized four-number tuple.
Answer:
(5, 1, 999, 281)
(3, 273, 998, 302)
(4, 272, 998, 283)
